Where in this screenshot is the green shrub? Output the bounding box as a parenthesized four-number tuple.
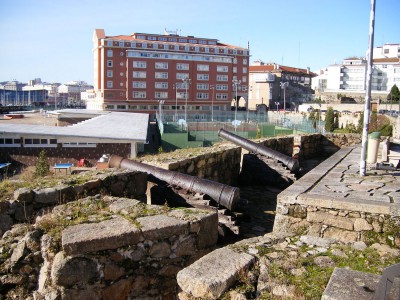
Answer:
(34, 150, 50, 177)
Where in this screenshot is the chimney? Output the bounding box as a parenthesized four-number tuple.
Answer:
(307, 67, 310, 74)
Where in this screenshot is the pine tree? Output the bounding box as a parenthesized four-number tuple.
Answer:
(325, 107, 335, 132)
(387, 84, 400, 102)
(35, 150, 50, 177)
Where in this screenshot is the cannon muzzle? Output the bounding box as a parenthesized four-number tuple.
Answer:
(218, 128, 299, 172)
(108, 155, 240, 211)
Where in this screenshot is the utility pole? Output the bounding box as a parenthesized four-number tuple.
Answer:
(360, 0, 376, 176)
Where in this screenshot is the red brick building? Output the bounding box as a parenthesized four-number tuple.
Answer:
(91, 29, 250, 118)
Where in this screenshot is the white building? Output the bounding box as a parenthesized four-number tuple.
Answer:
(312, 44, 400, 102)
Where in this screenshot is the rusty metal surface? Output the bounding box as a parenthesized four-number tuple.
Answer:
(108, 155, 240, 211)
(218, 129, 299, 172)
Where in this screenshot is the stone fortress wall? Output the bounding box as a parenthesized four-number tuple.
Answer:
(2, 132, 383, 299)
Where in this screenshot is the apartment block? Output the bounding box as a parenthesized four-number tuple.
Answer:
(91, 29, 250, 117)
(312, 44, 400, 103)
(248, 61, 316, 110)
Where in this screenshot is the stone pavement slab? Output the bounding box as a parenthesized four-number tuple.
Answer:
(62, 216, 141, 255)
(177, 247, 255, 298)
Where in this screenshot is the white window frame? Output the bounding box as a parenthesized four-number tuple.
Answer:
(217, 65, 229, 72)
(155, 92, 168, 99)
(133, 71, 146, 78)
(107, 60, 113, 67)
(107, 50, 113, 57)
(197, 83, 209, 90)
(133, 91, 146, 98)
(155, 62, 168, 69)
(197, 74, 209, 81)
(177, 73, 189, 80)
(177, 63, 189, 70)
(155, 72, 168, 79)
(133, 61, 147, 68)
(155, 82, 168, 89)
(133, 81, 146, 88)
(107, 81, 113, 88)
(196, 93, 209, 99)
(197, 64, 209, 71)
(217, 75, 228, 81)
(216, 93, 228, 100)
(107, 70, 113, 77)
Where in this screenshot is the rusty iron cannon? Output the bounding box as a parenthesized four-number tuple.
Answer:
(218, 128, 300, 173)
(108, 155, 240, 211)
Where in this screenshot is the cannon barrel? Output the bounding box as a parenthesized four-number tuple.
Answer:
(108, 155, 240, 211)
(218, 128, 299, 172)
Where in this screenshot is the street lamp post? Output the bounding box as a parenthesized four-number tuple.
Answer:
(209, 85, 215, 122)
(158, 100, 165, 123)
(232, 79, 241, 132)
(173, 83, 179, 121)
(182, 78, 191, 122)
(280, 81, 289, 115)
(275, 102, 280, 112)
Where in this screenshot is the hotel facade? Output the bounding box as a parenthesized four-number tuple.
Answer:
(90, 29, 250, 118)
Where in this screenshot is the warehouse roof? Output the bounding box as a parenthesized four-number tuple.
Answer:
(0, 112, 149, 142)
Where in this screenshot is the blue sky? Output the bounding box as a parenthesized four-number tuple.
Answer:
(0, 0, 398, 85)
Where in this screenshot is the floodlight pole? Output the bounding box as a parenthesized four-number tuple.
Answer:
(360, 0, 376, 177)
(210, 85, 215, 121)
(182, 78, 191, 122)
(232, 79, 241, 132)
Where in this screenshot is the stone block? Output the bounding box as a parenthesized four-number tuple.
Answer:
(34, 187, 59, 205)
(51, 252, 99, 287)
(354, 218, 373, 231)
(177, 248, 255, 298)
(13, 188, 34, 203)
(62, 216, 141, 255)
(307, 211, 354, 231)
(322, 268, 380, 300)
(137, 215, 189, 240)
(323, 227, 358, 243)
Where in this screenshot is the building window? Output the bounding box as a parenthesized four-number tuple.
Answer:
(243, 58, 248, 64)
(117, 105, 126, 109)
(216, 84, 228, 91)
(133, 81, 146, 88)
(119, 42, 124, 47)
(177, 63, 189, 70)
(155, 82, 168, 89)
(197, 83, 209, 90)
(176, 73, 189, 80)
(217, 75, 228, 81)
(242, 76, 247, 83)
(155, 62, 168, 69)
(107, 50, 113, 57)
(107, 81, 113, 88)
(107, 60, 113, 67)
(133, 71, 146, 78)
(217, 66, 228, 72)
(107, 70, 113, 77)
(197, 64, 209, 71)
(133, 61, 147, 68)
(155, 72, 168, 79)
(243, 67, 247, 73)
(155, 92, 168, 98)
(107, 41, 113, 46)
(197, 74, 209, 81)
(105, 104, 115, 109)
(196, 93, 208, 99)
(133, 91, 146, 98)
(21, 138, 57, 148)
(216, 93, 228, 100)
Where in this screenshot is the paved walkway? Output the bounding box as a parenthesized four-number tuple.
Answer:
(277, 145, 400, 218)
